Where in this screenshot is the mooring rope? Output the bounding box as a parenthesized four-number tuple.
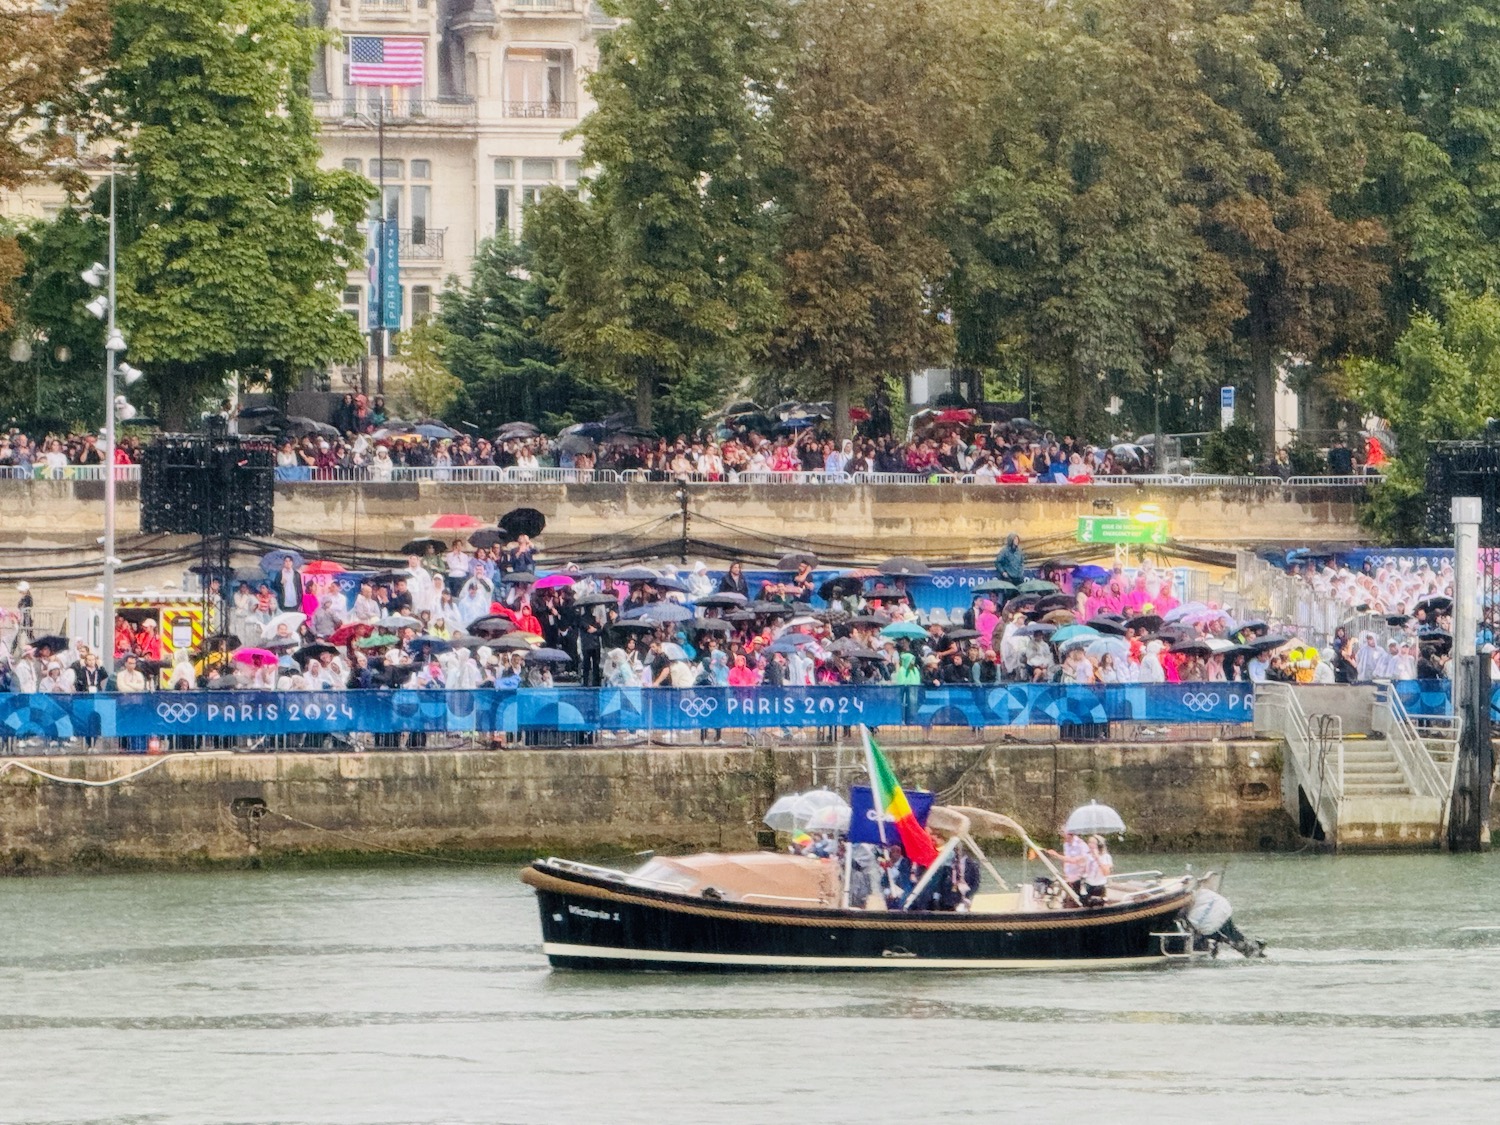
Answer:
(0, 753, 210, 787)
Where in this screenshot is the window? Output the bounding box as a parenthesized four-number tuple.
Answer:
(371, 159, 403, 181)
(495, 186, 511, 234)
(493, 158, 514, 179)
(564, 159, 580, 183)
(342, 286, 363, 328)
(410, 185, 431, 243)
(383, 184, 402, 222)
(342, 286, 362, 306)
(504, 48, 572, 116)
(342, 157, 363, 174)
(522, 158, 555, 180)
(411, 159, 431, 179)
(411, 285, 433, 323)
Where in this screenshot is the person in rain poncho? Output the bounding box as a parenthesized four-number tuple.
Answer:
(892, 651, 921, 685)
(455, 576, 494, 628)
(1138, 640, 1166, 684)
(995, 533, 1025, 585)
(1354, 632, 1382, 681)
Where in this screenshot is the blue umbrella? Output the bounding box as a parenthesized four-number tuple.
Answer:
(1018, 622, 1057, 637)
(260, 549, 305, 573)
(880, 621, 929, 640)
(1072, 564, 1112, 581)
(1051, 625, 1100, 645)
(636, 602, 694, 623)
(405, 636, 452, 655)
(415, 422, 459, 440)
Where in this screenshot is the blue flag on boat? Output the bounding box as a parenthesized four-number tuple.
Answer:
(847, 784, 934, 847)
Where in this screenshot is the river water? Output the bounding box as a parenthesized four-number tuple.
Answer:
(1, 852, 1496, 1124)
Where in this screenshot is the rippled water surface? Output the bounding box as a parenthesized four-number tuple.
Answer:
(1, 853, 1497, 1124)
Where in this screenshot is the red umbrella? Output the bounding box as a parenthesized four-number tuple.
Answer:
(329, 621, 373, 647)
(935, 408, 974, 423)
(849, 407, 871, 421)
(432, 513, 483, 530)
(231, 647, 278, 668)
(303, 559, 345, 575)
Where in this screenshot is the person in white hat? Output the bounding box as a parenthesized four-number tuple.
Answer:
(16, 581, 32, 639)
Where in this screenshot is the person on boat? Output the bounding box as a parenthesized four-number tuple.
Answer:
(1045, 829, 1090, 902)
(931, 844, 982, 912)
(881, 844, 914, 908)
(1082, 835, 1113, 906)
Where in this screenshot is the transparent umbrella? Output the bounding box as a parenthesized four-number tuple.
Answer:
(1064, 799, 1127, 836)
(764, 790, 849, 832)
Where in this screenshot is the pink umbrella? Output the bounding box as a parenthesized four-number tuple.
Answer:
(232, 647, 278, 668)
(534, 574, 575, 590)
(432, 513, 483, 530)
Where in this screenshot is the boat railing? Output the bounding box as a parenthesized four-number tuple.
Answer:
(739, 893, 826, 906)
(1107, 870, 1164, 882)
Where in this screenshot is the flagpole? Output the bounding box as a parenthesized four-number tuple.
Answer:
(374, 97, 386, 395)
(858, 724, 888, 846)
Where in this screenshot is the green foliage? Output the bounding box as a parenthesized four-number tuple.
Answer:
(1284, 440, 1327, 477)
(394, 321, 461, 421)
(1348, 291, 1500, 540)
(528, 0, 786, 429)
(439, 237, 623, 434)
(1198, 423, 1264, 475)
(106, 0, 372, 425)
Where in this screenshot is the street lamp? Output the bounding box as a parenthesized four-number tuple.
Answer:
(81, 171, 131, 675)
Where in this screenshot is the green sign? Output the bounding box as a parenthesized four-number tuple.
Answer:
(1076, 517, 1168, 545)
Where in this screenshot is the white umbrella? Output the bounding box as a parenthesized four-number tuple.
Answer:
(764, 790, 849, 832)
(1085, 636, 1131, 660)
(804, 804, 851, 833)
(261, 612, 306, 640)
(762, 794, 804, 832)
(1064, 799, 1127, 836)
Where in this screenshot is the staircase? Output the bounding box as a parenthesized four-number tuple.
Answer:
(1256, 683, 1448, 850)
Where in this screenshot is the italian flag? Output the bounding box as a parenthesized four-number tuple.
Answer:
(861, 726, 939, 866)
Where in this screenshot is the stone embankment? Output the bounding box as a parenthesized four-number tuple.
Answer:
(0, 740, 1293, 872)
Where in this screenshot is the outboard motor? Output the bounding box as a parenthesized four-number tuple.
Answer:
(1187, 888, 1265, 958)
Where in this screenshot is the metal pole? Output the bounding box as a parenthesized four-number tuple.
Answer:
(1153, 368, 1162, 473)
(375, 100, 386, 396)
(1452, 496, 1481, 712)
(103, 170, 118, 676)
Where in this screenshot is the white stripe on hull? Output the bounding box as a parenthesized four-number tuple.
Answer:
(542, 942, 1167, 971)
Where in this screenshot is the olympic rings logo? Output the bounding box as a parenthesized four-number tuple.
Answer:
(931, 576, 955, 588)
(1180, 692, 1221, 713)
(156, 702, 199, 723)
(678, 696, 719, 718)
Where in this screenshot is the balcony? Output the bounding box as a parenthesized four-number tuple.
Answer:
(400, 226, 445, 260)
(360, 0, 418, 11)
(313, 96, 478, 127)
(503, 101, 577, 119)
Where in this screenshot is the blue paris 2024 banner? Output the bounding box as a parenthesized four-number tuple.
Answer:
(0, 683, 1267, 741)
(847, 784, 936, 846)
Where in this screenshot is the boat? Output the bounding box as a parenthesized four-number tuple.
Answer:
(520, 804, 1263, 972)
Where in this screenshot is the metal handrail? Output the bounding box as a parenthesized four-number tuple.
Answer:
(1375, 682, 1449, 799)
(1257, 683, 1340, 836)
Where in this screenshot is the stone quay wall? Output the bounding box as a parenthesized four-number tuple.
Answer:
(1, 479, 1370, 557)
(0, 741, 1294, 872)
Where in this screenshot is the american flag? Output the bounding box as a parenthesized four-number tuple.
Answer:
(348, 37, 425, 87)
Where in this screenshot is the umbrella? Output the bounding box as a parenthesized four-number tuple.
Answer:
(764, 790, 848, 832)
(1171, 639, 1213, 656)
(1018, 622, 1057, 636)
(1037, 593, 1076, 611)
(260, 549, 305, 573)
(557, 433, 596, 455)
(492, 634, 538, 651)
(231, 647, 278, 668)
(652, 575, 691, 593)
(1072, 564, 1112, 581)
(355, 632, 397, 650)
(1019, 579, 1058, 594)
(804, 805, 852, 833)
(1111, 443, 1146, 465)
(467, 615, 517, 638)
(972, 578, 1019, 594)
(944, 628, 981, 642)
(1064, 800, 1127, 836)
(496, 421, 541, 441)
(261, 612, 306, 638)
(328, 622, 373, 646)
(880, 621, 929, 640)
(625, 603, 693, 623)
(1051, 624, 1099, 645)
(1085, 636, 1131, 660)
(614, 566, 661, 582)
(504, 571, 537, 586)
(660, 642, 689, 661)
(773, 632, 818, 647)
(845, 646, 887, 661)
(1126, 613, 1163, 632)
(203, 632, 242, 650)
(1248, 634, 1296, 654)
(293, 643, 337, 664)
(534, 574, 575, 590)
(1085, 616, 1128, 636)
(525, 647, 574, 663)
(697, 592, 748, 607)
(469, 528, 505, 550)
(691, 618, 733, 634)
(763, 794, 804, 832)
(852, 614, 892, 627)
(879, 556, 931, 577)
(302, 559, 345, 576)
(498, 507, 546, 538)
(432, 513, 483, 530)
(285, 416, 339, 438)
(746, 600, 792, 614)
(377, 614, 422, 630)
(233, 567, 268, 585)
(571, 592, 620, 608)
(1164, 601, 1210, 623)
(399, 537, 445, 557)
(447, 635, 490, 649)
(405, 636, 452, 655)
(777, 552, 819, 570)
(608, 620, 659, 633)
(414, 421, 460, 440)
(865, 585, 910, 601)
(30, 634, 70, 653)
(1416, 595, 1452, 611)
(1040, 609, 1077, 625)
(785, 615, 822, 628)
(1234, 620, 1269, 639)
(725, 610, 758, 623)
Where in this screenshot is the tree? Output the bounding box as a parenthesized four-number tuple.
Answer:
(106, 0, 371, 426)
(1348, 291, 1500, 540)
(529, 0, 785, 429)
(770, 0, 969, 441)
(395, 321, 461, 420)
(0, 0, 110, 331)
(440, 237, 623, 433)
